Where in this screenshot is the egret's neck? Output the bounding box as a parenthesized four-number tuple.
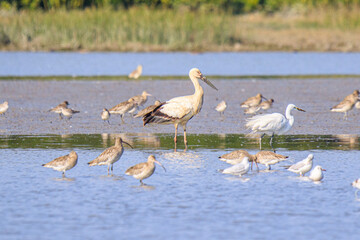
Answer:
(190, 76, 204, 114)
(285, 106, 294, 126)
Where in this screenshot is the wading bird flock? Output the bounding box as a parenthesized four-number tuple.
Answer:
(2, 66, 358, 186)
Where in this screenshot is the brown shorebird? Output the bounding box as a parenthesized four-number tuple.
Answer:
(259, 99, 274, 110)
(101, 108, 110, 124)
(130, 91, 152, 107)
(61, 108, 80, 120)
(109, 98, 136, 124)
(0, 101, 9, 115)
(143, 68, 217, 150)
(134, 100, 161, 118)
(49, 101, 69, 119)
(88, 137, 133, 175)
(42, 151, 78, 177)
(219, 150, 287, 170)
(240, 93, 267, 108)
(215, 100, 227, 117)
(244, 106, 260, 115)
(125, 155, 166, 185)
(128, 65, 143, 79)
(330, 90, 359, 120)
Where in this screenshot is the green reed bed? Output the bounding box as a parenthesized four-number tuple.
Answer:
(0, 6, 360, 51)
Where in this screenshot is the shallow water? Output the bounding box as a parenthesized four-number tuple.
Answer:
(1, 134, 360, 239)
(1, 52, 360, 76)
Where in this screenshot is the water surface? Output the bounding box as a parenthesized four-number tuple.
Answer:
(1, 134, 360, 239)
(1, 52, 360, 77)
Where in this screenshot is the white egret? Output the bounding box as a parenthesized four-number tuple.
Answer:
(245, 103, 305, 151)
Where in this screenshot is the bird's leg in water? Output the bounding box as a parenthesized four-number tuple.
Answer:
(183, 124, 188, 146)
(270, 133, 276, 152)
(259, 133, 265, 150)
(174, 124, 178, 151)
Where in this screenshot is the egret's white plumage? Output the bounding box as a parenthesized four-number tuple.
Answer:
(143, 68, 217, 149)
(287, 154, 313, 176)
(220, 157, 250, 176)
(308, 165, 326, 181)
(246, 103, 305, 151)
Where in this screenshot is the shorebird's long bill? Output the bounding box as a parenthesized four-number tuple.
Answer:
(155, 160, 166, 172)
(295, 107, 306, 112)
(321, 168, 326, 171)
(123, 141, 134, 149)
(201, 76, 218, 91)
(261, 96, 268, 101)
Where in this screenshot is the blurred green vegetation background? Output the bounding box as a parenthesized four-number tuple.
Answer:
(1, 0, 359, 13)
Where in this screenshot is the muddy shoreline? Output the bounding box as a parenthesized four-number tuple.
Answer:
(0, 78, 359, 135)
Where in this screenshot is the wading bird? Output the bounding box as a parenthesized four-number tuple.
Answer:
(42, 151, 78, 178)
(286, 154, 313, 176)
(109, 98, 136, 124)
(88, 137, 133, 175)
(215, 100, 227, 117)
(259, 99, 274, 110)
(240, 93, 267, 108)
(125, 155, 166, 185)
(246, 104, 305, 151)
(101, 108, 110, 124)
(0, 101, 8, 115)
(308, 165, 326, 181)
(143, 68, 218, 150)
(330, 90, 359, 120)
(61, 108, 80, 120)
(49, 101, 69, 119)
(128, 65, 143, 79)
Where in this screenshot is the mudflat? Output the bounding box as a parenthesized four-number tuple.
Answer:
(0, 78, 359, 135)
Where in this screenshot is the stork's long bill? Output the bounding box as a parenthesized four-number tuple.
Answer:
(201, 76, 218, 91)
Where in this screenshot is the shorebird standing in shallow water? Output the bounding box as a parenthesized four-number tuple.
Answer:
(42, 151, 78, 177)
(259, 99, 274, 110)
(219, 150, 287, 170)
(61, 108, 80, 120)
(143, 68, 218, 150)
(125, 155, 166, 185)
(49, 101, 69, 119)
(0, 101, 9, 115)
(101, 108, 110, 124)
(308, 165, 326, 181)
(109, 98, 136, 124)
(128, 65, 143, 79)
(134, 100, 161, 118)
(88, 137, 133, 175)
(246, 104, 305, 151)
(240, 93, 267, 108)
(215, 100, 227, 117)
(286, 154, 313, 176)
(330, 90, 359, 120)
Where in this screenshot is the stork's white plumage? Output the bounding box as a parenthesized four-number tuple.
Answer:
(143, 68, 217, 149)
(246, 104, 305, 151)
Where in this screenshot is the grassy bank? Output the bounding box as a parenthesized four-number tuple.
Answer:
(0, 6, 360, 52)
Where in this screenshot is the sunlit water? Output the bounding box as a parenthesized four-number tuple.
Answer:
(1, 135, 360, 239)
(1, 52, 360, 76)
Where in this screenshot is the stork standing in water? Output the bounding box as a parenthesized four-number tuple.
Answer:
(143, 68, 218, 150)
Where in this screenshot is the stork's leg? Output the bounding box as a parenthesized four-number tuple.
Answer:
(270, 133, 276, 152)
(259, 133, 265, 150)
(174, 123, 178, 151)
(183, 125, 188, 146)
